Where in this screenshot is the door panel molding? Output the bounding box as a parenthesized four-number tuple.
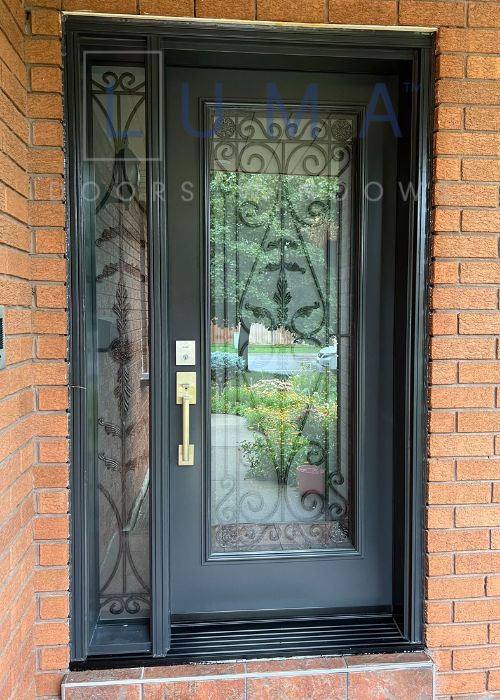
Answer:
(200, 100, 363, 565)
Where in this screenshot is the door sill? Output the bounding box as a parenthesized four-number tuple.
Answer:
(168, 613, 413, 661)
(88, 621, 152, 657)
(72, 613, 422, 669)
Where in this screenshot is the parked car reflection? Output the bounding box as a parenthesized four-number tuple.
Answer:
(316, 344, 338, 371)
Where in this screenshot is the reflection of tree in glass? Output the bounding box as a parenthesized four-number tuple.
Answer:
(210, 171, 340, 364)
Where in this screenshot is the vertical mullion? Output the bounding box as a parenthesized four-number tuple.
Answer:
(408, 43, 433, 644)
(66, 28, 91, 661)
(148, 36, 171, 657)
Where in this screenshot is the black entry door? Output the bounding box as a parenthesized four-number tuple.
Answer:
(166, 66, 397, 617)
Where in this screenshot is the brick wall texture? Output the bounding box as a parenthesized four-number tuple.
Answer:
(0, 0, 499, 698)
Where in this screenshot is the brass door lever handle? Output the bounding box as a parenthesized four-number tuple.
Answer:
(177, 372, 196, 466)
(181, 388, 191, 463)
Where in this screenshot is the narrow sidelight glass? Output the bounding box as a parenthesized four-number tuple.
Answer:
(89, 65, 151, 620)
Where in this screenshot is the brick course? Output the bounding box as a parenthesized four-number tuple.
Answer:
(0, 0, 37, 697)
(0, 0, 499, 698)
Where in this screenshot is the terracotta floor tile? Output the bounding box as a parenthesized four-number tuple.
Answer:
(246, 656, 345, 674)
(143, 678, 246, 699)
(64, 668, 143, 683)
(247, 672, 347, 699)
(345, 652, 431, 667)
(64, 685, 141, 700)
(348, 668, 433, 700)
(143, 662, 245, 679)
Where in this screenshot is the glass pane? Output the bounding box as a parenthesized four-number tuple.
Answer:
(208, 108, 353, 555)
(90, 66, 150, 619)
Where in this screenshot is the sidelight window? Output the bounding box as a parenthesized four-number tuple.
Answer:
(79, 61, 152, 651)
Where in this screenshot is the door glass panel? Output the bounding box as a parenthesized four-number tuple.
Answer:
(208, 107, 353, 555)
(90, 65, 150, 619)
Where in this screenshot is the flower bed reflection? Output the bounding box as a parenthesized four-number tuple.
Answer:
(210, 349, 349, 553)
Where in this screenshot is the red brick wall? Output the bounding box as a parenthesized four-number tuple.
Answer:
(425, 6, 500, 694)
(25, 4, 69, 698)
(0, 0, 37, 697)
(0, 0, 499, 698)
(0, 1, 69, 698)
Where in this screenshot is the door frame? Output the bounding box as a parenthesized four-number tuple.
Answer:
(64, 14, 434, 666)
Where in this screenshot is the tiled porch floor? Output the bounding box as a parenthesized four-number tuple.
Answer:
(62, 652, 434, 699)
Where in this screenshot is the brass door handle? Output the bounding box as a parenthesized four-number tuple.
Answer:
(181, 391, 191, 462)
(177, 372, 196, 466)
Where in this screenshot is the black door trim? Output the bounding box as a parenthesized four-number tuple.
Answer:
(65, 15, 433, 665)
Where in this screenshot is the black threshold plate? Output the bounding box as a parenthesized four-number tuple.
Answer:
(73, 614, 421, 669)
(169, 614, 410, 660)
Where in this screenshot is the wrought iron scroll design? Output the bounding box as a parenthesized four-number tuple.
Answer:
(210, 109, 353, 547)
(91, 71, 146, 214)
(91, 67, 150, 616)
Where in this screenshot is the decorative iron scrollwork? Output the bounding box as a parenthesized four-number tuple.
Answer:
(92, 66, 150, 618)
(98, 417, 122, 438)
(209, 107, 353, 551)
(212, 521, 349, 552)
(331, 119, 353, 144)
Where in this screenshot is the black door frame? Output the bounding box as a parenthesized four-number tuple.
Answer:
(65, 14, 434, 667)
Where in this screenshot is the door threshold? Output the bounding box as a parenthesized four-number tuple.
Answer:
(72, 613, 422, 670)
(168, 613, 413, 661)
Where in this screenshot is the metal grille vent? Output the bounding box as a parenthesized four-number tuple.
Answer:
(0, 306, 5, 370)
